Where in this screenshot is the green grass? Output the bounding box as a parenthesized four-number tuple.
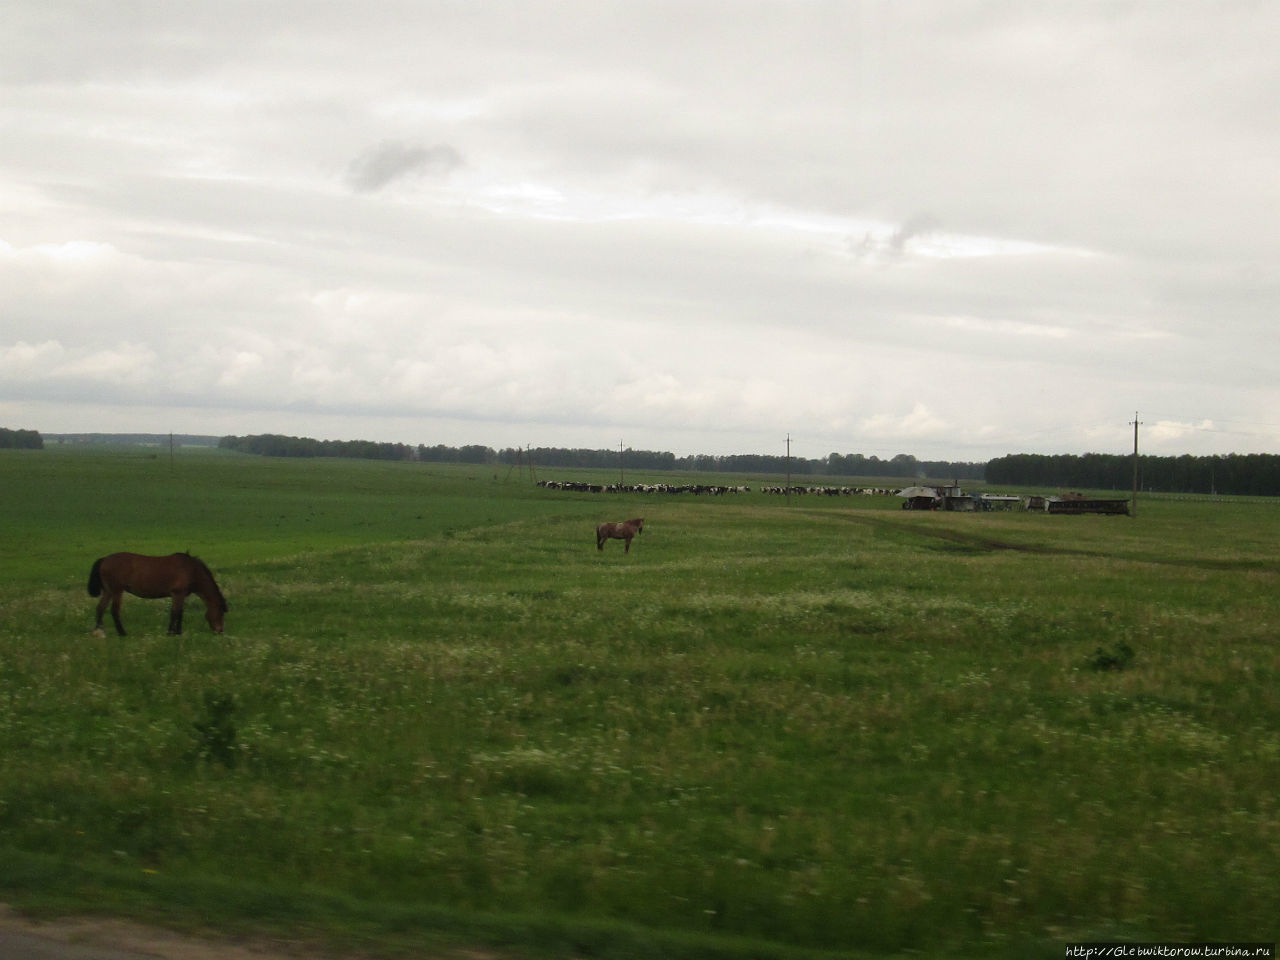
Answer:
(1, 447, 1278, 958)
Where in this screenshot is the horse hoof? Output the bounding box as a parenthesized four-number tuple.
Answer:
(92, 628, 105, 638)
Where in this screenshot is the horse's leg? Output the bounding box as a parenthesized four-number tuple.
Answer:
(624, 535, 631, 554)
(109, 590, 127, 636)
(94, 593, 111, 636)
(168, 593, 187, 635)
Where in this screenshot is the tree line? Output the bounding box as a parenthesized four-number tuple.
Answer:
(0, 428, 43, 449)
(218, 434, 419, 461)
(495, 447, 984, 479)
(215, 434, 984, 479)
(986, 452, 1280, 496)
(16, 430, 1277, 494)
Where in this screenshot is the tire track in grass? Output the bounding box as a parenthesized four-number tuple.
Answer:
(818, 510, 1280, 573)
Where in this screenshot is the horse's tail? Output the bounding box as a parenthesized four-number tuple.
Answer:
(87, 557, 104, 597)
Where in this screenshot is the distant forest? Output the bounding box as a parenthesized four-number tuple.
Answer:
(987, 452, 1280, 497)
(0, 428, 43, 449)
(219, 433, 422, 462)
(217, 434, 986, 480)
(44, 432, 221, 447)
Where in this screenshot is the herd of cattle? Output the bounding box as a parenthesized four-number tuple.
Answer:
(537, 480, 900, 497)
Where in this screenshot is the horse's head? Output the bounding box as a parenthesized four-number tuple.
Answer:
(634, 518, 644, 534)
(205, 596, 228, 634)
(191, 557, 228, 633)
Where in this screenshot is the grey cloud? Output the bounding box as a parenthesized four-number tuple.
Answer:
(3, 3, 1278, 459)
(847, 214, 940, 260)
(888, 214, 940, 255)
(344, 141, 463, 193)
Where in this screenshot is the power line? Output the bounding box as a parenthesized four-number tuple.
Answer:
(1130, 412, 1142, 519)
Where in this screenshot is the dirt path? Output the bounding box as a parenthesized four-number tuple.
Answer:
(0, 906, 360, 960)
(0, 908, 294, 959)
(0, 906, 514, 960)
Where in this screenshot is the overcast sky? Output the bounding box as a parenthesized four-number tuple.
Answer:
(2, 2, 1277, 461)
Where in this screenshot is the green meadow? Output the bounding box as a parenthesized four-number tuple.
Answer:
(1, 447, 1277, 959)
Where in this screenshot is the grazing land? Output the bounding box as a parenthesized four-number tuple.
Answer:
(1, 447, 1278, 959)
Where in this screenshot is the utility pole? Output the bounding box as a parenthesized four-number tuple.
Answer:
(504, 445, 537, 484)
(785, 434, 792, 506)
(619, 440, 625, 486)
(1130, 412, 1142, 518)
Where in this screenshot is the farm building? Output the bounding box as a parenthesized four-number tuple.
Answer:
(899, 484, 1006, 511)
(902, 488, 1129, 515)
(978, 494, 1023, 511)
(899, 484, 1009, 511)
(898, 485, 942, 510)
(1043, 495, 1130, 515)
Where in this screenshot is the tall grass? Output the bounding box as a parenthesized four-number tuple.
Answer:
(1, 448, 1278, 957)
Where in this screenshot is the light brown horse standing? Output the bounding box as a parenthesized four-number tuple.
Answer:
(596, 518, 644, 553)
(88, 552, 228, 636)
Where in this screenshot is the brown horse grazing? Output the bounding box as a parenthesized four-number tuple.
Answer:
(88, 552, 228, 637)
(596, 518, 644, 553)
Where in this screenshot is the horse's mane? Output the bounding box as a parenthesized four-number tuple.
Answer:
(183, 552, 228, 611)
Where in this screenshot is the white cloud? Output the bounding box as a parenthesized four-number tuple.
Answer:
(217, 350, 265, 387)
(32, 240, 115, 262)
(941, 315, 1070, 340)
(859, 404, 951, 443)
(59, 344, 159, 383)
(0, 339, 65, 377)
(1148, 419, 1217, 445)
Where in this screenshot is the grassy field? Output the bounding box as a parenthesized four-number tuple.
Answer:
(1, 447, 1278, 959)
